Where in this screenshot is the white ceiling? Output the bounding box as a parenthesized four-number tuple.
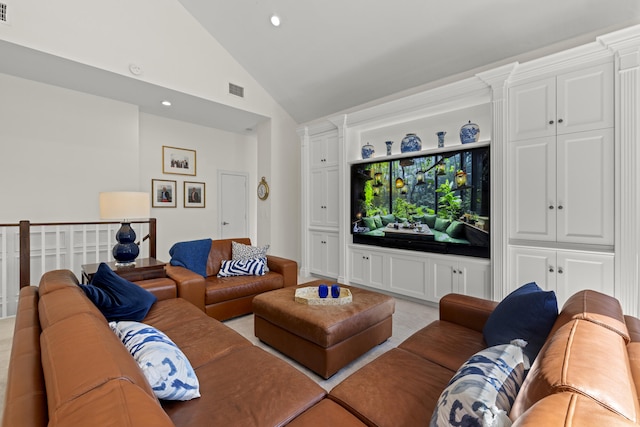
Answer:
(178, 0, 640, 123)
(1, 1, 639, 132)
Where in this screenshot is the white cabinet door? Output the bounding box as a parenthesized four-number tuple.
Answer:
(309, 169, 326, 227)
(555, 251, 614, 307)
(309, 231, 327, 276)
(429, 256, 490, 302)
(325, 232, 340, 279)
(389, 253, 428, 299)
(457, 258, 491, 299)
(310, 132, 339, 168)
(309, 166, 339, 227)
(509, 129, 613, 246)
(348, 247, 386, 289)
(509, 63, 613, 142)
(309, 231, 339, 278)
(509, 246, 555, 292)
(349, 248, 367, 284)
(556, 129, 614, 245)
(430, 257, 457, 302)
(556, 63, 614, 135)
(509, 136, 556, 241)
(509, 245, 614, 308)
(509, 77, 556, 141)
(325, 166, 340, 228)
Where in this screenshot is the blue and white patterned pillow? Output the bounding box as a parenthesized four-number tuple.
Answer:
(430, 340, 529, 427)
(217, 257, 266, 277)
(109, 321, 200, 401)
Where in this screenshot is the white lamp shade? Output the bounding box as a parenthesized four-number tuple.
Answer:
(99, 192, 150, 220)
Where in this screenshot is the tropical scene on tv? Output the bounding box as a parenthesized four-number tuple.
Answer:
(351, 147, 490, 251)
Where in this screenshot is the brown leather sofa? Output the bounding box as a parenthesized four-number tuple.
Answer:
(165, 238, 298, 320)
(2, 269, 324, 427)
(289, 290, 640, 426)
(5, 266, 639, 426)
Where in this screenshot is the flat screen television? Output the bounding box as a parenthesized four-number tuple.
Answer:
(350, 146, 490, 258)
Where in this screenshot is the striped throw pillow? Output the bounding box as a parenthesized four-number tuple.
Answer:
(217, 257, 266, 277)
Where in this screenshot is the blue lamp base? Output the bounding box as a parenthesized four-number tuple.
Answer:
(113, 222, 139, 266)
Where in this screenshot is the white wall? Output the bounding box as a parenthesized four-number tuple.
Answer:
(0, 0, 303, 262)
(139, 113, 258, 259)
(0, 73, 140, 221)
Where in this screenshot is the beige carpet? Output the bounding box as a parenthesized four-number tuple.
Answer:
(0, 281, 438, 419)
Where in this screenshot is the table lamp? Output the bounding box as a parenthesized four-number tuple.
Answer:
(99, 192, 150, 266)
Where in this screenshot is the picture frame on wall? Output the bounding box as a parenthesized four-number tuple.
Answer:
(162, 146, 196, 176)
(151, 179, 177, 208)
(184, 181, 205, 208)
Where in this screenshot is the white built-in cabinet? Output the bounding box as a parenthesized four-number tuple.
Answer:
(349, 245, 491, 303)
(309, 231, 339, 279)
(309, 132, 339, 228)
(349, 246, 387, 290)
(509, 128, 614, 245)
(298, 27, 640, 314)
(310, 167, 339, 228)
(430, 254, 491, 301)
(509, 63, 613, 141)
(507, 60, 615, 300)
(509, 246, 614, 307)
(304, 130, 340, 279)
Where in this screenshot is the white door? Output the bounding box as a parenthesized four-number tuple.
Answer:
(219, 171, 248, 238)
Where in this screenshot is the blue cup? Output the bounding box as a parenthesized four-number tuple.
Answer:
(331, 284, 340, 298)
(318, 284, 328, 298)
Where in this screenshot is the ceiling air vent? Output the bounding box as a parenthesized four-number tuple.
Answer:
(0, 3, 7, 24)
(229, 83, 244, 98)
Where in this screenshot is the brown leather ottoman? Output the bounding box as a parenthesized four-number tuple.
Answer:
(252, 280, 395, 379)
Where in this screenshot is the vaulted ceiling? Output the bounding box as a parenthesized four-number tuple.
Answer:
(1, 2, 639, 133)
(179, 0, 640, 123)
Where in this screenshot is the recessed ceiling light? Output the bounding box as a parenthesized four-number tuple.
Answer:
(161, 100, 172, 107)
(270, 14, 281, 27)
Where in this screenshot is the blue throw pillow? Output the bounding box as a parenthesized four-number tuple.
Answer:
(169, 238, 212, 277)
(79, 263, 157, 322)
(483, 282, 558, 362)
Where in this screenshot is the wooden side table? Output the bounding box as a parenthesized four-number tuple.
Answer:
(81, 258, 167, 284)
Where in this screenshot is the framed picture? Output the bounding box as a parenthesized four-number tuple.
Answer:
(151, 179, 177, 208)
(184, 181, 205, 208)
(162, 146, 196, 176)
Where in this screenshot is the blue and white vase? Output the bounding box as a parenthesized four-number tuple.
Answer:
(436, 131, 446, 148)
(460, 121, 480, 144)
(400, 133, 422, 153)
(385, 140, 394, 155)
(361, 142, 375, 159)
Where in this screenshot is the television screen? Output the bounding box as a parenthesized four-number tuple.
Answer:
(350, 146, 489, 258)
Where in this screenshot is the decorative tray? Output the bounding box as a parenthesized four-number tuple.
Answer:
(294, 286, 353, 305)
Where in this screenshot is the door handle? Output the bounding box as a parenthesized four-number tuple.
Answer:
(222, 221, 230, 225)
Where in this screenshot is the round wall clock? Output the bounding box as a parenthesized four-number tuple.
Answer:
(257, 176, 270, 200)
